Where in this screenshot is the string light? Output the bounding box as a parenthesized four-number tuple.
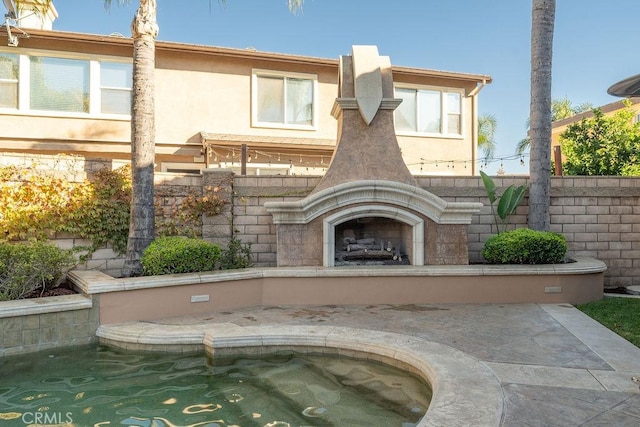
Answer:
(202, 143, 531, 173)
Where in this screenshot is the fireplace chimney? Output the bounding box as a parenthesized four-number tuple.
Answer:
(311, 45, 417, 194)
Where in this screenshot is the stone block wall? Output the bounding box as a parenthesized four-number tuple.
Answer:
(232, 175, 321, 266)
(4, 152, 638, 288)
(416, 175, 640, 288)
(230, 175, 640, 289)
(0, 300, 99, 357)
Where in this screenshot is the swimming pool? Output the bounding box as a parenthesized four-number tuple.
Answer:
(0, 344, 431, 426)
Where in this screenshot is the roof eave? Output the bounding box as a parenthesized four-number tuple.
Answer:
(3, 29, 492, 83)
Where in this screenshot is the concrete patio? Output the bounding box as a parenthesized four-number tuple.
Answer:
(97, 300, 640, 426)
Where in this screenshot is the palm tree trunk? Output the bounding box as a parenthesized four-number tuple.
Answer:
(528, 0, 555, 231)
(122, 0, 158, 277)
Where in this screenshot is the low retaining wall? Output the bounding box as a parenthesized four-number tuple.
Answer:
(0, 294, 98, 357)
(70, 258, 606, 325)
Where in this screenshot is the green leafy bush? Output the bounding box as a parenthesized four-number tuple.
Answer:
(218, 236, 253, 270)
(141, 236, 222, 276)
(0, 241, 77, 301)
(482, 228, 567, 264)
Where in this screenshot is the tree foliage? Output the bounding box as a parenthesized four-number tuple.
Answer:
(478, 114, 497, 159)
(561, 101, 640, 176)
(517, 97, 592, 155)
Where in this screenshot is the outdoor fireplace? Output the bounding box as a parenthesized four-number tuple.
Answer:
(335, 217, 412, 266)
(264, 46, 482, 267)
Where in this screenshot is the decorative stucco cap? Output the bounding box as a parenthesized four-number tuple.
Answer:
(264, 180, 483, 225)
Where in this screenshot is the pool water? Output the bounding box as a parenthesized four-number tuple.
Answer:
(0, 345, 431, 426)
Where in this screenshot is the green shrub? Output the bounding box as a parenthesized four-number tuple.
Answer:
(218, 236, 253, 270)
(482, 228, 567, 264)
(141, 236, 222, 276)
(0, 241, 77, 301)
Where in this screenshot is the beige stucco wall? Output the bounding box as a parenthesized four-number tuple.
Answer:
(0, 30, 487, 176)
(154, 51, 339, 145)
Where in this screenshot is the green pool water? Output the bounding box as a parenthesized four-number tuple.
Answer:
(0, 345, 431, 426)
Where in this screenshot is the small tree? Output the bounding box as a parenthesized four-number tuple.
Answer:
(561, 101, 640, 176)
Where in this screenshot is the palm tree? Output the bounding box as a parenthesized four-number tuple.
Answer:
(103, 0, 304, 276)
(101, 0, 158, 276)
(516, 97, 592, 155)
(528, 0, 555, 231)
(478, 114, 497, 160)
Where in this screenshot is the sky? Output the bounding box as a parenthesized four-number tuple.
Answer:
(10, 0, 640, 174)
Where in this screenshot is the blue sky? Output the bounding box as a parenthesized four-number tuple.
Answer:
(19, 0, 640, 173)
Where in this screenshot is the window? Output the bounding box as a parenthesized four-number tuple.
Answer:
(100, 61, 132, 115)
(0, 50, 131, 117)
(253, 70, 316, 129)
(0, 53, 18, 109)
(30, 56, 89, 113)
(394, 86, 463, 137)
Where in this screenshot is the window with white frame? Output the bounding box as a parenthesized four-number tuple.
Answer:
(394, 86, 463, 137)
(252, 70, 316, 129)
(0, 50, 131, 117)
(0, 53, 18, 109)
(30, 56, 90, 113)
(100, 61, 132, 115)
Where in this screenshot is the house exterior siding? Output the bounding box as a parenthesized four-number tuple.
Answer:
(0, 28, 491, 176)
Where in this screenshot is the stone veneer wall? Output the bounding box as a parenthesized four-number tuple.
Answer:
(231, 175, 321, 266)
(0, 297, 99, 357)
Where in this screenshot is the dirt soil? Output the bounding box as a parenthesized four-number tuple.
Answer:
(22, 281, 79, 299)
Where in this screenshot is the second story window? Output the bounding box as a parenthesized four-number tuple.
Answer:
(394, 86, 463, 137)
(0, 49, 131, 118)
(30, 56, 89, 113)
(253, 70, 316, 129)
(0, 53, 18, 109)
(100, 61, 132, 115)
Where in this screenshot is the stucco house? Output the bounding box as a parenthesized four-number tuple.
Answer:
(0, 3, 491, 176)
